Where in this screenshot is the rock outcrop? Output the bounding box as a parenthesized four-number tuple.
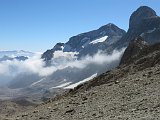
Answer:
(120, 36, 149, 65)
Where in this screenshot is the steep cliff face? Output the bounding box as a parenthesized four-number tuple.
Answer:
(115, 6, 160, 49)
(129, 6, 157, 28)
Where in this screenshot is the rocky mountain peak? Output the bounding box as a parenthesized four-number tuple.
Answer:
(42, 23, 126, 61)
(129, 6, 157, 28)
(116, 6, 160, 49)
(64, 23, 126, 53)
(98, 23, 125, 36)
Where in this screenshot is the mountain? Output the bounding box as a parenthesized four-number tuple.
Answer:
(0, 55, 28, 62)
(115, 6, 160, 49)
(42, 23, 126, 61)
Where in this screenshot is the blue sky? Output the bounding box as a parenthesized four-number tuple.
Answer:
(0, 0, 160, 52)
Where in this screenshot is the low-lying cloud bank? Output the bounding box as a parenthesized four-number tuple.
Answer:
(0, 48, 126, 87)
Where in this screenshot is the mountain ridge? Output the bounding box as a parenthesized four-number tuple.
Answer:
(42, 23, 126, 61)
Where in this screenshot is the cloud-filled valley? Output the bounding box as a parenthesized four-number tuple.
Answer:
(0, 48, 125, 89)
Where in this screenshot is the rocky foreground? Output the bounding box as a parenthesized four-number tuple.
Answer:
(2, 41, 160, 120)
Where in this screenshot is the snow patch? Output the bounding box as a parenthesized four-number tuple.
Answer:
(61, 46, 64, 51)
(90, 36, 108, 44)
(49, 82, 72, 89)
(64, 73, 97, 89)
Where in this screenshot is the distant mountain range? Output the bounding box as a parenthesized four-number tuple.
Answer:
(0, 50, 34, 61)
(0, 50, 34, 58)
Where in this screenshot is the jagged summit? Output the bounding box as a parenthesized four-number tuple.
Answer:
(98, 23, 125, 36)
(115, 6, 160, 49)
(66, 23, 125, 46)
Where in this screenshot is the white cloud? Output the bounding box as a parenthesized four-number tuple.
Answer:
(65, 48, 126, 69)
(0, 54, 56, 77)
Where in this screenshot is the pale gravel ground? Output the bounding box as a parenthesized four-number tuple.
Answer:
(5, 64, 160, 120)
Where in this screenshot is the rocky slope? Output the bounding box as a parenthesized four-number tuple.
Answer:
(6, 35, 160, 120)
(0, 99, 36, 120)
